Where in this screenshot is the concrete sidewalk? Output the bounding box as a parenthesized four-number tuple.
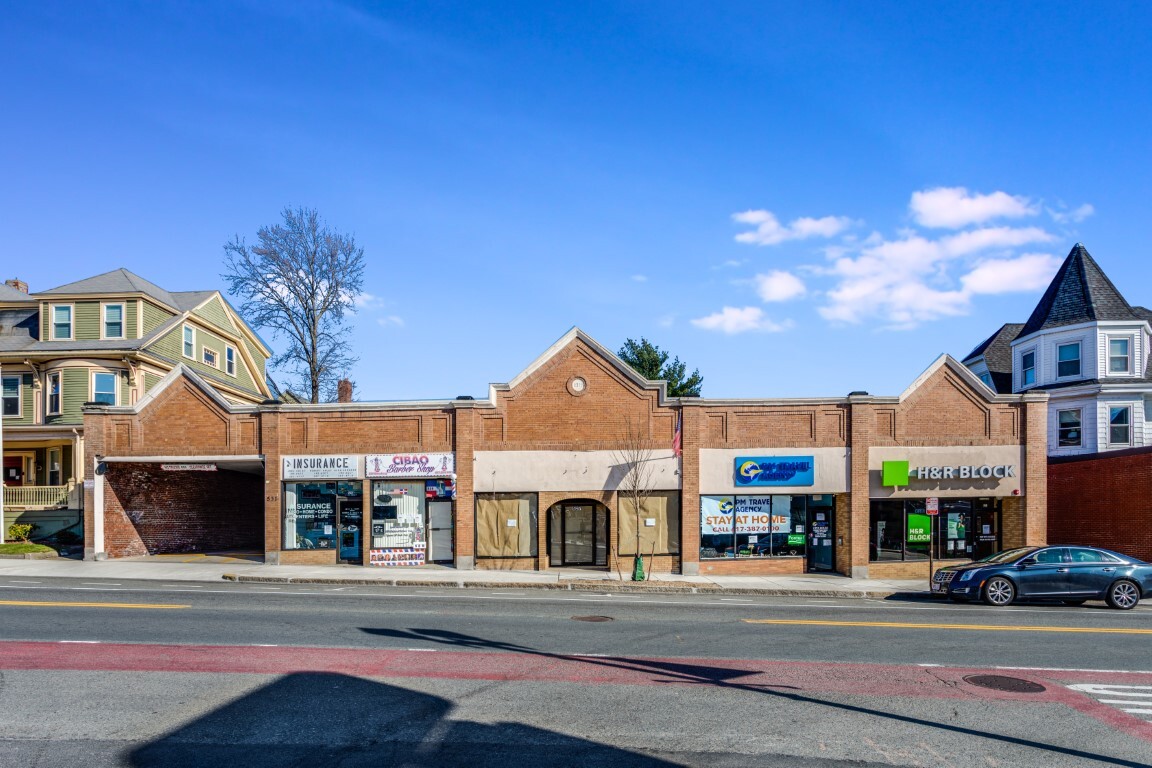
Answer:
(0, 555, 930, 599)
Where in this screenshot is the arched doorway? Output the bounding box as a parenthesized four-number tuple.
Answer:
(547, 500, 609, 567)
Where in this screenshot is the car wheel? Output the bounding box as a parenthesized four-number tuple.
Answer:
(983, 577, 1016, 607)
(1105, 580, 1141, 610)
(1061, 599, 1087, 606)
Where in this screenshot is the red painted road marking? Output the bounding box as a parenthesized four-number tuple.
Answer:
(1, 641, 1149, 742)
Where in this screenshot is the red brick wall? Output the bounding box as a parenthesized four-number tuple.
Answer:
(103, 465, 262, 557)
(1048, 448, 1152, 562)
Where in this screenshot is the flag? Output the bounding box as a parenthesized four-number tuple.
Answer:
(672, 411, 682, 457)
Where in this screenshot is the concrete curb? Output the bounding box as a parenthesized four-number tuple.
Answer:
(220, 572, 915, 599)
(0, 551, 60, 560)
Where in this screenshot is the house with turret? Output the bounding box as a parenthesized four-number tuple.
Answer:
(963, 244, 1152, 561)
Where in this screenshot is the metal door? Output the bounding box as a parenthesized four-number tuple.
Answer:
(427, 501, 454, 563)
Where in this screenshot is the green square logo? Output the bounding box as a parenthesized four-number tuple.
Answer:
(882, 460, 909, 487)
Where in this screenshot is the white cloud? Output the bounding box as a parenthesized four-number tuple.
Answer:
(691, 306, 790, 334)
(1047, 203, 1095, 224)
(961, 252, 1062, 295)
(733, 209, 853, 245)
(754, 270, 807, 302)
(377, 315, 405, 327)
(817, 226, 1055, 325)
(631, 274, 648, 283)
(353, 291, 386, 309)
(910, 187, 1038, 229)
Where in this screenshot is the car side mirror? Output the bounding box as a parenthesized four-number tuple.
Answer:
(1019, 557, 1037, 567)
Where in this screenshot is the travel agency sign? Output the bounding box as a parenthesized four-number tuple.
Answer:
(734, 456, 815, 487)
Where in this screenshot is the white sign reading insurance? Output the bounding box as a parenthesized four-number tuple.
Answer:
(366, 452, 455, 478)
(282, 455, 361, 480)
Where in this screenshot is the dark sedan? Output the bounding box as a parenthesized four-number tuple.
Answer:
(932, 545, 1152, 609)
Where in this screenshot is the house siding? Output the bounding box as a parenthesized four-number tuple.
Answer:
(142, 300, 174, 335)
(192, 295, 235, 332)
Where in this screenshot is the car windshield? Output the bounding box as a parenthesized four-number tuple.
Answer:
(975, 547, 1039, 564)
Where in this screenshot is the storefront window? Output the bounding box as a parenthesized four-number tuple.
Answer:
(370, 480, 426, 552)
(700, 495, 813, 559)
(870, 499, 996, 562)
(477, 493, 538, 558)
(282, 481, 362, 550)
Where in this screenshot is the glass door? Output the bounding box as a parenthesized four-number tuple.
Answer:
(549, 503, 608, 566)
(806, 501, 834, 572)
(564, 504, 594, 564)
(427, 501, 454, 563)
(337, 496, 363, 564)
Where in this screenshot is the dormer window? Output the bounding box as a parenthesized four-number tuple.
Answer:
(1109, 338, 1131, 374)
(202, 347, 218, 368)
(1021, 350, 1036, 387)
(102, 303, 123, 338)
(51, 305, 73, 340)
(1057, 342, 1081, 378)
(103, 304, 124, 339)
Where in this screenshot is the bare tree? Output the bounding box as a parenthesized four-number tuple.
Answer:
(222, 207, 365, 403)
(614, 416, 657, 581)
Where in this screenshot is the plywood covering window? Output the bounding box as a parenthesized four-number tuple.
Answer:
(618, 492, 680, 555)
(476, 494, 537, 557)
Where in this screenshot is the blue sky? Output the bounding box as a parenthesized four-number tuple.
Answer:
(3, 2, 1150, 399)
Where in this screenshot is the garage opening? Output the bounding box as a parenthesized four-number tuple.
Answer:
(100, 457, 264, 559)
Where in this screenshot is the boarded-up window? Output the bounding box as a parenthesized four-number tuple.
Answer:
(476, 493, 538, 558)
(618, 491, 680, 555)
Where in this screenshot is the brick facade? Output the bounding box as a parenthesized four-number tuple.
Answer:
(101, 465, 262, 557)
(1048, 447, 1152, 562)
(82, 330, 1047, 578)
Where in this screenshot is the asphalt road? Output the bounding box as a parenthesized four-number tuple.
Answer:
(2, 577, 1152, 767)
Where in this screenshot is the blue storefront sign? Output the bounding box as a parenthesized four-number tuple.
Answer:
(734, 456, 815, 487)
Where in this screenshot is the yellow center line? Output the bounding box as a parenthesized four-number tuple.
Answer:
(0, 600, 189, 610)
(743, 619, 1152, 634)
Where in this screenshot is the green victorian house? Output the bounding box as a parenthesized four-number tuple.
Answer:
(1, 269, 271, 539)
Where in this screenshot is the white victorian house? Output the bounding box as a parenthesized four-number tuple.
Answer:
(964, 244, 1152, 457)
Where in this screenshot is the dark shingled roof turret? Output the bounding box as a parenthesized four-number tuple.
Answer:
(1020, 243, 1140, 337)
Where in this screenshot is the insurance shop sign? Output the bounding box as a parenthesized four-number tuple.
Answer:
(366, 453, 455, 479)
(282, 455, 361, 480)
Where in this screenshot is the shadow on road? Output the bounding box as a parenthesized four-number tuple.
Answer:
(128, 671, 676, 767)
(358, 627, 1149, 768)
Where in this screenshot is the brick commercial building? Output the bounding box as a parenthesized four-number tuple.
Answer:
(82, 328, 1048, 578)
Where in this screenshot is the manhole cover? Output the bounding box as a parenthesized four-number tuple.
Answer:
(571, 615, 614, 622)
(963, 675, 1046, 693)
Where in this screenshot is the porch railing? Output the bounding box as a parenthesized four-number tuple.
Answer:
(2, 482, 75, 509)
